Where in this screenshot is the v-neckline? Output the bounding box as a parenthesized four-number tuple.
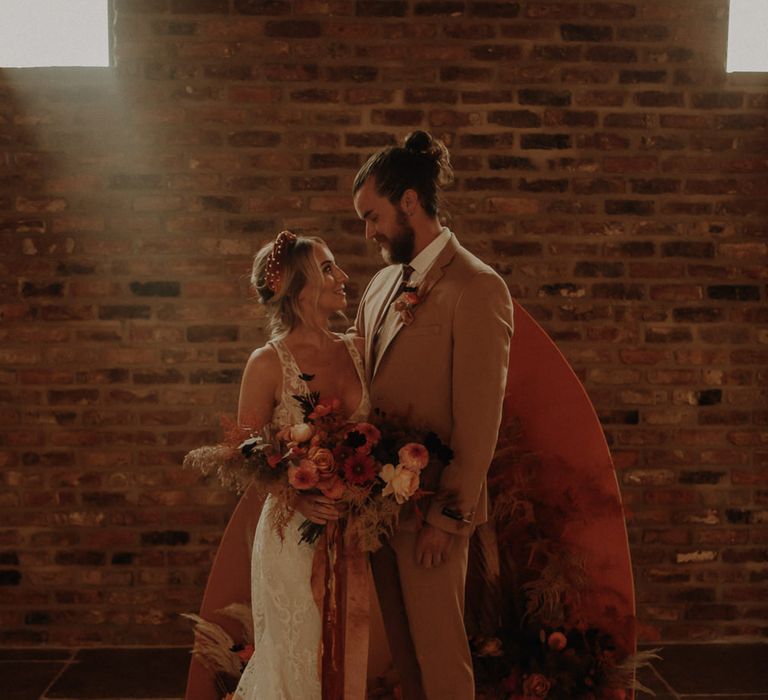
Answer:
(277, 334, 367, 420)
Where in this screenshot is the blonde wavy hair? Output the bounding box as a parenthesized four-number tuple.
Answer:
(250, 234, 329, 340)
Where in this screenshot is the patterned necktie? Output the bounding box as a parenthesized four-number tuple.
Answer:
(399, 264, 415, 293)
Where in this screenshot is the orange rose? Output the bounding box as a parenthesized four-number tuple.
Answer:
(398, 443, 429, 471)
(309, 446, 335, 474)
(288, 459, 319, 490)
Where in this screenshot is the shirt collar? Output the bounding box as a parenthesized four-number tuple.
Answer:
(408, 227, 451, 280)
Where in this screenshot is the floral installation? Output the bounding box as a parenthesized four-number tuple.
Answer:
(184, 394, 452, 552)
(466, 420, 658, 700)
(181, 603, 254, 699)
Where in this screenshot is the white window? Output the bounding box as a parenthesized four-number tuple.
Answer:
(0, 0, 110, 68)
(727, 0, 768, 72)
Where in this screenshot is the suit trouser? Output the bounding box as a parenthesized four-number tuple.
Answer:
(370, 527, 474, 700)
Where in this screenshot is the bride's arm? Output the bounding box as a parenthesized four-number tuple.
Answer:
(237, 345, 279, 431)
(237, 344, 341, 526)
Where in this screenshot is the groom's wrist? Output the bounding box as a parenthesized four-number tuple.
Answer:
(441, 506, 472, 525)
(426, 502, 473, 535)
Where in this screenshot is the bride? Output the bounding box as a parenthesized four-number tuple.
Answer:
(233, 230, 369, 700)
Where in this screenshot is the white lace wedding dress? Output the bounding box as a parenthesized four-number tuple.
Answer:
(234, 334, 370, 700)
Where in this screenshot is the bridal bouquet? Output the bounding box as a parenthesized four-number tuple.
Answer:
(184, 392, 452, 551)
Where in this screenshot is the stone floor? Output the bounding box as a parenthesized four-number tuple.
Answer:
(0, 643, 766, 700)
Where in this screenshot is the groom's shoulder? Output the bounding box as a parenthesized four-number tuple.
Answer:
(451, 240, 502, 281)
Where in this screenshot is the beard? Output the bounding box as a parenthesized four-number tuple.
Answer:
(380, 207, 415, 265)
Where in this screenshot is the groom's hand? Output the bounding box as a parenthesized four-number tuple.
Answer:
(415, 524, 453, 568)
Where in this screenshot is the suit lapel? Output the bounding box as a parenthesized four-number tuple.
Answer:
(372, 234, 460, 379)
(364, 267, 402, 383)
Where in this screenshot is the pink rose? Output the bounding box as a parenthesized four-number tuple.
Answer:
(398, 443, 429, 472)
(523, 673, 551, 698)
(380, 464, 419, 504)
(288, 459, 319, 490)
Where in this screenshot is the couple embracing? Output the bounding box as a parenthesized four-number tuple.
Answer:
(232, 131, 514, 700)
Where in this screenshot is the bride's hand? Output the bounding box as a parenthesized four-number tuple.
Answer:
(295, 493, 343, 525)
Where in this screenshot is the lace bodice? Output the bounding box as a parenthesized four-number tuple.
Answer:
(268, 333, 370, 428)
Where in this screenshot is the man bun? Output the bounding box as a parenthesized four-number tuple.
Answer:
(404, 130, 454, 189)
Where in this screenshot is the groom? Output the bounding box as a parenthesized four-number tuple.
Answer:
(353, 131, 514, 699)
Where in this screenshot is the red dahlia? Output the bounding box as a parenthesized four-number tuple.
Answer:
(341, 453, 377, 486)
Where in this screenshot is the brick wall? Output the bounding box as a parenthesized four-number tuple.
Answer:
(1, 0, 766, 646)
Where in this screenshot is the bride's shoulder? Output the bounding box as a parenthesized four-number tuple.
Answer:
(243, 343, 281, 380)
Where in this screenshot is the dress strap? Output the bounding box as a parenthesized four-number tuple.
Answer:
(268, 339, 311, 401)
(340, 334, 366, 389)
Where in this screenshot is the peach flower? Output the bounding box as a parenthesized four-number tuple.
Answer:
(288, 459, 319, 490)
(380, 464, 420, 504)
(398, 443, 429, 472)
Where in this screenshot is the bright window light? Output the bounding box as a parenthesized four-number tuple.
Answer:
(0, 0, 110, 68)
(727, 0, 768, 72)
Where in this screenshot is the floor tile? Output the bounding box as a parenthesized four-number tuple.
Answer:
(651, 644, 768, 695)
(0, 661, 67, 700)
(46, 648, 190, 699)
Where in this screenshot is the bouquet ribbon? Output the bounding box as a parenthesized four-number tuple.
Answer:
(310, 521, 370, 700)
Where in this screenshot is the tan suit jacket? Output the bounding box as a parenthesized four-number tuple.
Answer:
(355, 231, 514, 536)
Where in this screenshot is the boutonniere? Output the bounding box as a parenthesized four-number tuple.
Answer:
(390, 263, 443, 326)
(393, 287, 421, 326)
